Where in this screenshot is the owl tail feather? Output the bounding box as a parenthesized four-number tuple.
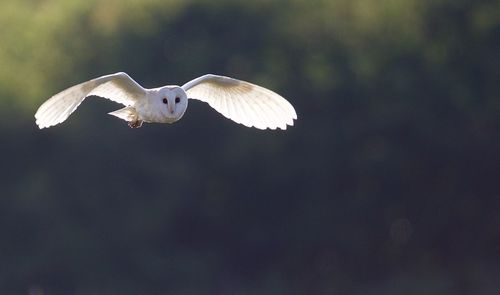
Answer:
(108, 106, 137, 122)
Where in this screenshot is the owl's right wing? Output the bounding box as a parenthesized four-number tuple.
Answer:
(35, 72, 147, 129)
(182, 74, 297, 130)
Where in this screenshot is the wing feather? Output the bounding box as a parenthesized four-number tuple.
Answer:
(233, 95, 253, 128)
(35, 72, 146, 129)
(252, 93, 281, 129)
(255, 98, 279, 130)
(182, 74, 296, 130)
(238, 92, 267, 130)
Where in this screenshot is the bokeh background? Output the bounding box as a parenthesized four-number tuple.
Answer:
(1, 0, 499, 294)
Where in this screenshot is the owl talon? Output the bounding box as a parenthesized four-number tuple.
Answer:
(128, 120, 143, 128)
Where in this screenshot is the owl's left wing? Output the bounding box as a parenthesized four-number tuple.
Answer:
(182, 74, 297, 130)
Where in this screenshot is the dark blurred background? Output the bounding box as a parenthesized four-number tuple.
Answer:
(0, 0, 499, 294)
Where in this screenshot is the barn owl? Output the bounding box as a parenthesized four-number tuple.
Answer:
(34, 72, 297, 130)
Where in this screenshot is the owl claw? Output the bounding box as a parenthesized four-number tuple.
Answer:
(128, 120, 143, 128)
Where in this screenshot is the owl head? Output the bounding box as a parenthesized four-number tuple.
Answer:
(156, 86, 189, 121)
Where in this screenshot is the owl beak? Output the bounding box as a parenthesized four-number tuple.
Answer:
(167, 103, 174, 114)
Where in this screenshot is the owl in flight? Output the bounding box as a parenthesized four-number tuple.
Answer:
(35, 72, 297, 130)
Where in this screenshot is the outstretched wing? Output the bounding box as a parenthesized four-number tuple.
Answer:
(182, 74, 297, 130)
(35, 72, 146, 129)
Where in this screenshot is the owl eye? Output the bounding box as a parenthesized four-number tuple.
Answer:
(175, 97, 180, 103)
(162, 98, 168, 104)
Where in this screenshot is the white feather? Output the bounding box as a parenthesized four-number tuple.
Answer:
(34, 72, 146, 129)
(182, 74, 297, 130)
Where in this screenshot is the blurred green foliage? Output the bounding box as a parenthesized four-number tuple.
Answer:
(0, 0, 499, 294)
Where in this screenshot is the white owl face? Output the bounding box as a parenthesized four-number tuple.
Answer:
(157, 86, 188, 121)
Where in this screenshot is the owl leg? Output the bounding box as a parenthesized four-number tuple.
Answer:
(128, 119, 143, 128)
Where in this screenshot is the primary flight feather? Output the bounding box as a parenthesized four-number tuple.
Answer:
(34, 72, 297, 130)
